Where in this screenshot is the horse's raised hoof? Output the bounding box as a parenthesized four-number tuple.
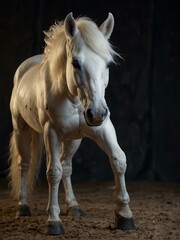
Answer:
(67, 206, 84, 217)
(46, 222, 64, 235)
(16, 205, 31, 217)
(115, 214, 135, 230)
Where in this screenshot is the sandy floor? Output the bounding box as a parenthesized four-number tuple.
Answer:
(0, 180, 180, 240)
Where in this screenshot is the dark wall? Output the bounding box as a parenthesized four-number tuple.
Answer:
(151, 1, 180, 181)
(0, 0, 179, 181)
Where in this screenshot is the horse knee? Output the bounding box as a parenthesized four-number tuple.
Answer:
(46, 165, 62, 183)
(62, 161, 72, 177)
(111, 150, 127, 174)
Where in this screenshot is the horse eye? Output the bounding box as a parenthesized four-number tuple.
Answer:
(72, 59, 81, 70)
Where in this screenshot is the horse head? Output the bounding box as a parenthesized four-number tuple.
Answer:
(64, 12, 117, 126)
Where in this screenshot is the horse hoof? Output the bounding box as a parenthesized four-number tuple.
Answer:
(115, 214, 135, 230)
(16, 205, 31, 217)
(67, 206, 84, 217)
(46, 222, 64, 235)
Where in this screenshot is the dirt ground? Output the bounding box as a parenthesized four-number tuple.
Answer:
(0, 180, 180, 240)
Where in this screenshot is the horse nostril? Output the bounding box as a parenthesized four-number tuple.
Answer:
(86, 109, 94, 119)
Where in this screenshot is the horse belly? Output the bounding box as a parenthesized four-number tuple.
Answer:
(14, 93, 42, 133)
(20, 105, 42, 133)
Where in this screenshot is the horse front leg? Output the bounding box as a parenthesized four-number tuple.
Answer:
(61, 139, 83, 217)
(94, 119, 135, 230)
(44, 122, 64, 235)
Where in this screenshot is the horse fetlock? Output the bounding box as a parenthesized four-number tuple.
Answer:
(67, 206, 84, 217)
(66, 197, 78, 208)
(115, 204, 132, 219)
(116, 191, 130, 205)
(19, 190, 28, 205)
(47, 206, 60, 221)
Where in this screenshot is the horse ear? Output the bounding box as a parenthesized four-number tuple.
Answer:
(64, 12, 78, 39)
(99, 13, 114, 39)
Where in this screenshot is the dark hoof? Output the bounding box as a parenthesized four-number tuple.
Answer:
(115, 214, 135, 230)
(16, 205, 31, 217)
(67, 206, 84, 217)
(46, 222, 64, 235)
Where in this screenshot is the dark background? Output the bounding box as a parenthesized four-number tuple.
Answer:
(0, 0, 179, 182)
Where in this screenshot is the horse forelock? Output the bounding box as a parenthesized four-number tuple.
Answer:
(76, 18, 119, 62)
(43, 17, 119, 92)
(44, 17, 119, 64)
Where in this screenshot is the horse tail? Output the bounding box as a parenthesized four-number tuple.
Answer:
(9, 131, 20, 199)
(28, 130, 43, 194)
(9, 130, 43, 199)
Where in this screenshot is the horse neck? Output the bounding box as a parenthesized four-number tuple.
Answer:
(42, 56, 78, 105)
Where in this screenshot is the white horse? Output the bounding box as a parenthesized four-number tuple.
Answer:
(9, 13, 135, 234)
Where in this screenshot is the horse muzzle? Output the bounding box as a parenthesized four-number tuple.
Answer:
(84, 107, 108, 126)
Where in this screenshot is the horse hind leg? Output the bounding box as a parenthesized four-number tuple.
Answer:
(9, 127, 32, 217)
(61, 139, 83, 217)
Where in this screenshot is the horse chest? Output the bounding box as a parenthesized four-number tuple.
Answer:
(45, 101, 86, 139)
